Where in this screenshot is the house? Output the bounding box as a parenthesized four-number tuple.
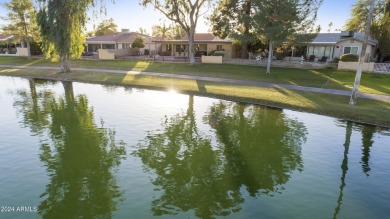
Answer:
(0, 34, 14, 54)
(306, 31, 378, 61)
(85, 29, 163, 55)
(153, 33, 234, 58)
(0, 34, 13, 42)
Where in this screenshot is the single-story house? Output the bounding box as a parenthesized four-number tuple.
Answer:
(306, 31, 378, 61)
(85, 29, 163, 55)
(0, 34, 13, 42)
(153, 33, 234, 58)
(0, 34, 14, 54)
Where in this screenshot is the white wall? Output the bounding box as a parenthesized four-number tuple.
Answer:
(334, 39, 375, 60)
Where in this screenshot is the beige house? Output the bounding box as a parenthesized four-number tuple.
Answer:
(306, 31, 378, 61)
(153, 33, 234, 58)
(85, 29, 163, 55)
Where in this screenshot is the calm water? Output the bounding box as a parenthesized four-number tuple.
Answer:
(0, 76, 389, 219)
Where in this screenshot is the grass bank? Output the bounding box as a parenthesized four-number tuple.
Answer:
(1, 57, 390, 127)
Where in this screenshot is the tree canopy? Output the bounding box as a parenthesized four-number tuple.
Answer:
(141, 0, 211, 65)
(252, 0, 323, 74)
(1, 0, 39, 59)
(95, 18, 118, 36)
(209, 0, 255, 58)
(36, 0, 106, 72)
(345, 0, 390, 61)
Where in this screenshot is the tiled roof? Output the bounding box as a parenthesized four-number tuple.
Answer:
(86, 32, 158, 43)
(180, 33, 232, 42)
(0, 34, 13, 41)
(310, 32, 378, 45)
(154, 33, 232, 43)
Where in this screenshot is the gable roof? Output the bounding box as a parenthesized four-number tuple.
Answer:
(0, 34, 13, 41)
(86, 32, 160, 44)
(309, 32, 378, 45)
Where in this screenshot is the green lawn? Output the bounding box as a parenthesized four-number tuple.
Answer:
(1, 56, 390, 127)
(1, 56, 389, 95)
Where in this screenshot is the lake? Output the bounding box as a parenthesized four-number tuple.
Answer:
(0, 76, 389, 219)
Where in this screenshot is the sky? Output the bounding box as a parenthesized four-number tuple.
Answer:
(0, 0, 357, 35)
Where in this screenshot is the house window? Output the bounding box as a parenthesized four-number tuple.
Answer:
(344, 46, 359, 55)
(216, 45, 223, 50)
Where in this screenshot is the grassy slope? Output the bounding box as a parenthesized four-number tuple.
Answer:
(1, 56, 389, 127)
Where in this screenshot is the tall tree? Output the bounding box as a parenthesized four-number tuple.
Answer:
(328, 22, 333, 33)
(138, 27, 148, 35)
(140, 0, 212, 65)
(170, 24, 186, 39)
(1, 0, 39, 59)
(372, 0, 390, 61)
(209, 0, 255, 59)
(350, 0, 375, 105)
(36, 0, 105, 72)
(252, 0, 322, 74)
(94, 18, 118, 36)
(345, 0, 390, 62)
(152, 22, 171, 38)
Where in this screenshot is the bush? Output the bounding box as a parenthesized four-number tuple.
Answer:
(275, 51, 286, 60)
(329, 57, 340, 64)
(207, 50, 224, 57)
(340, 54, 359, 62)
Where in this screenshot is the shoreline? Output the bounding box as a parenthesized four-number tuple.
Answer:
(1, 66, 389, 128)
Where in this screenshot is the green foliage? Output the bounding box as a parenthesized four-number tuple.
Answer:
(36, 0, 103, 71)
(340, 54, 359, 62)
(345, 0, 390, 61)
(275, 51, 286, 60)
(252, 0, 323, 73)
(330, 57, 340, 64)
(152, 23, 186, 40)
(344, 0, 386, 32)
(1, 0, 40, 58)
(131, 37, 145, 48)
(95, 18, 118, 36)
(253, 0, 322, 45)
(141, 0, 211, 64)
(209, 0, 255, 58)
(207, 50, 224, 57)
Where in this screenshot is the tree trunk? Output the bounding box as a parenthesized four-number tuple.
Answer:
(241, 0, 251, 59)
(333, 121, 352, 219)
(27, 40, 32, 60)
(188, 29, 196, 65)
(266, 40, 273, 74)
(61, 55, 71, 73)
(349, 0, 375, 105)
(241, 42, 248, 59)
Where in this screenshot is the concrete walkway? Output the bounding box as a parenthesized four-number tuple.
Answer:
(1, 64, 390, 102)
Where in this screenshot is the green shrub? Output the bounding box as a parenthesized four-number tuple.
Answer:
(275, 51, 286, 60)
(340, 54, 359, 62)
(330, 57, 340, 64)
(207, 50, 224, 57)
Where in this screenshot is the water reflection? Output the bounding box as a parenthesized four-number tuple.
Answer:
(360, 125, 376, 176)
(333, 122, 382, 218)
(134, 99, 307, 218)
(13, 80, 126, 219)
(333, 121, 353, 219)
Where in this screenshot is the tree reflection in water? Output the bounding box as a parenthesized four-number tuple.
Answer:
(134, 99, 307, 218)
(13, 80, 126, 219)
